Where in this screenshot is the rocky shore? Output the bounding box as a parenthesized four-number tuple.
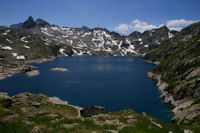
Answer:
(147, 71, 199, 124)
(26, 70, 40, 77)
(0, 56, 56, 80)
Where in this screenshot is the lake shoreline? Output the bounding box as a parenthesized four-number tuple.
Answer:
(0, 56, 56, 80)
(146, 60, 195, 123)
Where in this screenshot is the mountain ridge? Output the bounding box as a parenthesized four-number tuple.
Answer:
(145, 21, 200, 124)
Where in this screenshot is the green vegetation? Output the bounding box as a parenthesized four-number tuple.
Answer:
(145, 22, 200, 124)
(0, 92, 200, 132)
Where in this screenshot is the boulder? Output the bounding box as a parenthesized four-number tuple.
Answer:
(80, 105, 107, 117)
(0, 92, 12, 107)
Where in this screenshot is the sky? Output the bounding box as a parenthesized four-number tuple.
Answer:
(0, 0, 200, 34)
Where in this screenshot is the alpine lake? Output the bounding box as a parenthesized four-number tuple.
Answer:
(0, 56, 173, 122)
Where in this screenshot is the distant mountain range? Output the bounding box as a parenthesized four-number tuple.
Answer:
(4, 16, 176, 57)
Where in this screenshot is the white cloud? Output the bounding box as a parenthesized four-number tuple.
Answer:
(166, 19, 196, 31)
(132, 19, 163, 33)
(114, 24, 133, 34)
(114, 19, 163, 34)
(114, 19, 198, 35)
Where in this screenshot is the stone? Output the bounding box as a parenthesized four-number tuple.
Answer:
(184, 129, 193, 133)
(26, 70, 39, 77)
(0, 92, 12, 108)
(3, 108, 15, 115)
(62, 124, 75, 129)
(48, 97, 68, 105)
(31, 126, 39, 133)
(80, 105, 107, 117)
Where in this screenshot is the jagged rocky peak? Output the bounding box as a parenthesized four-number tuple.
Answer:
(22, 16, 51, 29)
(157, 26, 169, 31)
(154, 26, 170, 34)
(22, 16, 36, 29)
(36, 18, 51, 27)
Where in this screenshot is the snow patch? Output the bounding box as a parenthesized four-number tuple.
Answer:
(2, 30, 10, 35)
(59, 48, 68, 56)
(21, 37, 29, 43)
(24, 45, 30, 49)
(2, 46, 12, 50)
(6, 38, 13, 43)
(11, 53, 17, 57)
(16, 55, 25, 60)
(41, 31, 54, 37)
(126, 38, 131, 44)
(144, 45, 149, 48)
(81, 32, 91, 37)
(45, 43, 49, 46)
(125, 44, 138, 55)
(41, 27, 48, 31)
(51, 26, 60, 31)
(168, 31, 174, 39)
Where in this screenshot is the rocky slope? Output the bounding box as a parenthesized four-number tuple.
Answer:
(145, 22, 200, 124)
(0, 92, 199, 133)
(0, 26, 59, 79)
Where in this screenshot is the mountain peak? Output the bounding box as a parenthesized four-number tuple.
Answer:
(22, 16, 36, 29)
(22, 16, 50, 29)
(36, 18, 50, 27)
(157, 26, 169, 31)
(28, 16, 34, 21)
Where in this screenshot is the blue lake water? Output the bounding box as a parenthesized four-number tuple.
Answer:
(0, 56, 173, 122)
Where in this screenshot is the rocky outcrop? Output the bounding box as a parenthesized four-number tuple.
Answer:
(26, 70, 39, 77)
(0, 92, 12, 108)
(147, 71, 200, 124)
(80, 105, 108, 117)
(0, 64, 31, 80)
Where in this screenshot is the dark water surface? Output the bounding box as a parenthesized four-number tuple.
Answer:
(0, 56, 173, 122)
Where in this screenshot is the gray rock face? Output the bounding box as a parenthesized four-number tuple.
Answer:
(80, 105, 108, 117)
(0, 92, 12, 108)
(22, 16, 36, 29)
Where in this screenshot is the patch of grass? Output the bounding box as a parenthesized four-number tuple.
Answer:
(0, 119, 31, 133)
(9, 105, 24, 117)
(0, 105, 6, 119)
(39, 102, 78, 118)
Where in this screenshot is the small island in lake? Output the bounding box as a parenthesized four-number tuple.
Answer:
(26, 70, 40, 77)
(51, 67, 68, 72)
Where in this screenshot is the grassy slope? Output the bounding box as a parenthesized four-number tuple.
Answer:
(0, 92, 200, 133)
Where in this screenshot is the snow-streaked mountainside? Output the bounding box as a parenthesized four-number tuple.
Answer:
(3, 16, 176, 57)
